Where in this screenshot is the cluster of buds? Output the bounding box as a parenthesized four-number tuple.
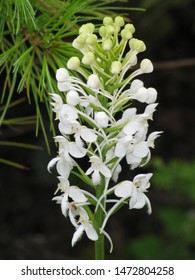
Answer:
(48, 16, 161, 251)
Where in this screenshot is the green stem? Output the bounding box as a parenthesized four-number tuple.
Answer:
(95, 232, 105, 260)
(95, 179, 105, 260)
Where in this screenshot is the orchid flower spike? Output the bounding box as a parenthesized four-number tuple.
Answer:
(48, 16, 161, 254)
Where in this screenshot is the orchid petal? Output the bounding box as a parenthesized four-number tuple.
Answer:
(115, 141, 127, 158)
(72, 225, 85, 247)
(85, 224, 98, 241)
(114, 181, 133, 197)
(47, 157, 59, 172)
(80, 127, 97, 142)
(68, 142, 86, 158)
(69, 187, 87, 203)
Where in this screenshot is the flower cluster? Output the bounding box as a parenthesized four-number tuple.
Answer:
(48, 16, 161, 251)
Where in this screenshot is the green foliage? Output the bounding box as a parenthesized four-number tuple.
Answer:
(152, 157, 195, 199)
(0, 0, 142, 152)
(123, 158, 195, 259)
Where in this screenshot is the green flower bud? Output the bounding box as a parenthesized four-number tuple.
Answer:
(129, 38, 146, 52)
(79, 23, 95, 34)
(82, 52, 95, 65)
(86, 34, 97, 45)
(125, 23, 135, 34)
(103, 16, 113, 26)
(121, 29, 133, 40)
(99, 26, 107, 38)
(67, 57, 80, 70)
(111, 61, 122, 74)
(102, 39, 113, 51)
(114, 16, 125, 27)
(105, 25, 115, 35)
(76, 34, 87, 45)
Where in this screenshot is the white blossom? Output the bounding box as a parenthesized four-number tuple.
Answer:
(86, 156, 112, 185)
(71, 207, 98, 246)
(114, 173, 153, 214)
(48, 16, 161, 252)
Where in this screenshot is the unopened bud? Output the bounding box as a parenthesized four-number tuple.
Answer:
(86, 34, 97, 45)
(135, 87, 148, 102)
(87, 74, 101, 89)
(125, 24, 135, 34)
(106, 25, 115, 35)
(103, 17, 113, 26)
(146, 88, 157, 103)
(102, 39, 113, 51)
(95, 112, 109, 128)
(129, 38, 146, 52)
(114, 16, 125, 27)
(82, 52, 95, 65)
(67, 57, 80, 70)
(56, 68, 69, 82)
(79, 23, 94, 34)
(121, 29, 133, 40)
(99, 26, 107, 38)
(66, 90, 80, 106)
(140, 59, 153, 73)
(111, 61, 122, 74)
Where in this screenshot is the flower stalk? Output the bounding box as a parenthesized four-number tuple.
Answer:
(48, 16, 161, 259)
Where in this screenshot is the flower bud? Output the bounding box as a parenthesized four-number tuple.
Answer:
(114, 16, 125, 27)
(75, 34, 87, 45)
(86, 34, 97, 45)
(130, 79, 144, 91)
(140, 59, 153, 73)
(57, 81, 71, 92)
(146, 88, 157, 103)
(135, 87, 148, 102)
(121, 29, 133, 40)
(82, 52, 95, 65)
(67, 57, 80, 70)
(105, 25, 115, 35)
(99, 26, 107, 38)
(87, 74, 101, 89)
(125, 23, 135, 34)
(103, 16, 113, 26)
(56, 68, 69, 82)
(129, 38, 146, 52)
(102, 39, 113, 51)
(95, 112, 109, 128)
(66, 90, 80, 106)
(79, 23, 94, 34)
(111, 61, 122, 74)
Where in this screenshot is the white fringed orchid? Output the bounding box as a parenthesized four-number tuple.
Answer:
(48, 16, 161, 256)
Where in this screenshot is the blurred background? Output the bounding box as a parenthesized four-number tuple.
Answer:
(0, 0, 195, 259)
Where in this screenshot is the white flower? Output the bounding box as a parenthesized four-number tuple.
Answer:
(72, 207, 98, 246)
(56, 177, 87, 203)
(50, 93, 63, 119)
(59, 119, 97, 147)
(58, 104, 78, 134)
(114, 173, 153, 213)
(56, 135, 86, 160)
(86, 156, 112, 185)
